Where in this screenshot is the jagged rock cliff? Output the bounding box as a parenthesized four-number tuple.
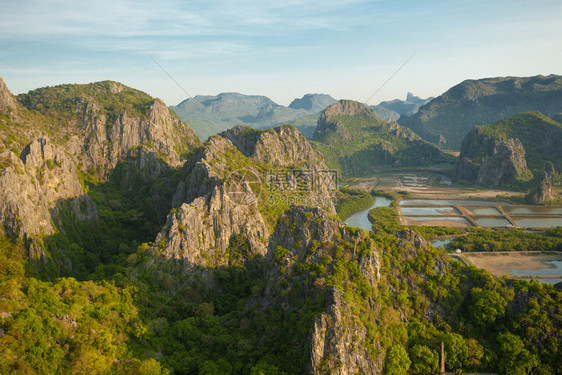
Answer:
(0, 137, 96, 237)
(261, 206, 382, 374)
(456, 112, 562, 186)
(0, 78, 201, 267)
(0, 77, 18, 115)
(152, 185, 269, 267)
(0, 137, 97, 265)
(221, 124, 327, 168)
(457, 132, 532, 185)
(310, 288, 381, 374)
(152, 124, 337, 267)
(16, 82, 201, 177)
(527, 171, 559, 205)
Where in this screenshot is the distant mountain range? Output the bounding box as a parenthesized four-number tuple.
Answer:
(170, 93, 337, 140)
(371, 92, 434, 122)
(400, 74, 562, 150)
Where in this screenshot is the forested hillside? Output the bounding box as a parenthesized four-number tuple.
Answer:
(0, 77, 560, 374)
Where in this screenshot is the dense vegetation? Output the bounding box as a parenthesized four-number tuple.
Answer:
(448, 227, 562, 253)
(17, 81, 156, 120)
(2, 79, 561, 374)
(0, 231, 167, 374)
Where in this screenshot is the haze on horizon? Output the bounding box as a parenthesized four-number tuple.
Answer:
(1, 0, 561, 107)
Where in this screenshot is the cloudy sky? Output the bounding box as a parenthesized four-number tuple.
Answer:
(1, 0, 561, 106)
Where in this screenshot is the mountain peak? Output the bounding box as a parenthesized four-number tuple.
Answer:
(288, 93, 336, 112)
(0, 77, 18, 115)
(405, 92, 433, 105)
(320, 99, 379, 121)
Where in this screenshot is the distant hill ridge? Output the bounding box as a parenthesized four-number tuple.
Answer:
(311, 99, 454, 176)
(171, 92, 337, 140)
(401, 74, 562, 150)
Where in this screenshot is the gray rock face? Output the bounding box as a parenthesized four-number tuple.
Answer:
(528, 172, 558, 204)
(0, 77, 18, 115)
(154, 125, 337, 267)
(153, 136, 270, 267)
(171, 136, 235, 207)
(74, 99, 198, 176)
(476, 138, 531, 185)
(0, 137, 97, 242)
(267, 206, 342, 264)
(152, 185, 269, 267)
(220, 125, 337, 214)
(457, 127, 533, 185)
(310, 288, 382, 375)
(221, 124, 328, 168)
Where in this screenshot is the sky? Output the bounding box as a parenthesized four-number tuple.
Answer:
(1, 0, 561, 106)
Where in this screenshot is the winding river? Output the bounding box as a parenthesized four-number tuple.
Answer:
(345, 196, 392, 231)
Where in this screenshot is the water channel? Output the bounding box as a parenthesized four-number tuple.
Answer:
(345, 196, 392, 231)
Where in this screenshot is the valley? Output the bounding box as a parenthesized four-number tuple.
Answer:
(342, 171, 562, 285)
(1, 75, 561, 375)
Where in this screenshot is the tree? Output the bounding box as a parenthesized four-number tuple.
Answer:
(384, 345, 411, 375)
(250, 362, 285, 375)
(443, 332, 468, 370)
(465, 338, 484, 369)
(497, 332, 539, 375)
(469, 288, 507, 326)
(408, 344, 439, 374)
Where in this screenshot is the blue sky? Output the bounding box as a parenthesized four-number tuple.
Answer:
(1, 0, 561, 106)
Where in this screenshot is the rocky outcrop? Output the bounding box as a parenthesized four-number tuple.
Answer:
(310, 288, 382, 375)
(0, 77, 18, 115)
(476, 138, 532, 185)
(171, 136, 238, 207)
(267, 206, 343, 264)
(267, 206, 380, 286)
(152, 136, 271, 267)
(220, 125, 337, 213)
(153, 126, 339, 267)
(0, 137, 96, 247)
(313, 100, 380, 142)
(16, 81, 201, 178)
(73, 98, 200, 176)
(527, 171, 559, 205)
(456, 126, 533, 185)
(151, 185, 269, 267)
(261, 206, 382, 374)
(222, 124, 327, 168)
